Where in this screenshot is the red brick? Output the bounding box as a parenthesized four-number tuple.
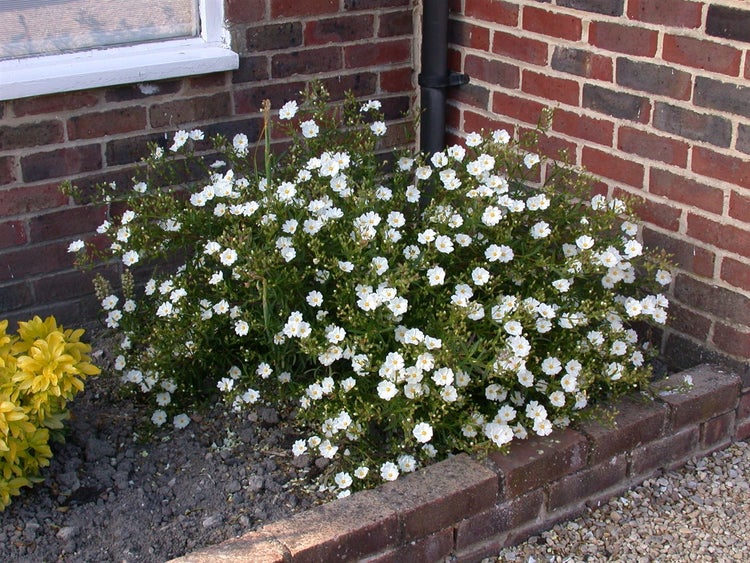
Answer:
(522, 6, 582, 40)
(618, 127, 688, 167)
(20, 145, 102, 183)
(729, 190, 750, 222)
(667, 302, 712, 342)
(344, 39, 411, 68)
(464, 0, 519, 26)
(362, 529, 454, 563)
(246, 21, 303, 51)
(693, 147, 750, 189)
(378, 9, 413, 38)
(653, 102, 731, 149)
(169, 530, 284, 563)
(642, 228, 715, 278)
(271, 0, 337, 17)
(551, 47, 613, 81)
(654, 365, 741, 430)
(487, 428, 588, 498)
(225, 0, 265, 22)
(0, 282, 33, 312)
(492, 92, 546, 125)
(627, 0, 703, 27)
(491, 30, 548, 66)
(701, 410, 735, 449)
(149, 93, 232, 129)
(663, 34, 742, 76)
(305, 14, 374, 45)
(614, 189, 681, 230)
(0, 243, 72, 282)
(738, 418, 750, 441)
(0, 183, 68, 215)
(32, 269, 100, 304)
(451, 83, 489, 112)
(380, 67, 414, 92)
(617, 59, 692, 101)
(547, 455, 628, 511)
(712, 323, 750, 359)
(460, 109, 515, 139)
(578, 395, 667, 464)
(649, 168, 724, 214)
(590, 21, 658, 57)
(29, 206, 105, 243)
(674, 273, 750, 326)
(721, 256, 750, 292)
(464, 55, 519, 88)
(0, 220, 27, 249)
(12, 91, 99, 116)
(0, 120, 64, 151)
(262, 488, 397, 561)
(581, 146, 644, 187)
(687, 213, 750, 259)
(67, 108, 147, 141)
(553, 109, 613, 147)
(454, 489, 543, 551)
(522, 70, 579, 106)
(630, 426, 699, 476)
(0, 156, 15, 185)
(739, 392, 750, 421)
(537, 135, 577, 162)
(376, 454, 498, 541)
(450, 20, 490, 51)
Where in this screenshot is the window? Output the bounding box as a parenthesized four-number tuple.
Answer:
(0, 0, 238, 101)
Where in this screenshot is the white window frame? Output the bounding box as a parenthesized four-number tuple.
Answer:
(0, 0, 238, 101)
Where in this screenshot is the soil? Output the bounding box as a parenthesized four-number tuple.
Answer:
(0, 331, 327, 563)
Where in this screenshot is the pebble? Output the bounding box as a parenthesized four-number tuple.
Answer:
(494, 441, 750, 562)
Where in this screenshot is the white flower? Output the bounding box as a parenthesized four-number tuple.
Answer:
(533, 418, 553, 436)
(217, 377, 234, 392)
(576, 235, 595, 250)
(398, 454, 417, 473)
(530, 221, 551, 239)
(493, 129, 511, 144)
(524, 153, 540, 168)
(485, 422, 514, 447)
(279, 100, 298, 120)
(541, 357, 562, 376)
(485, 244, 514, 263)
(234, 320, 249, 336)
(67, 239, 85, 253)
(549, 390, 566, 408)
(156, 392, 171, 406)
(292, 439, 307, 456)
(370, 121, 387, 136)
(465, 131, 482, 146)
(426, 266, 446, 286)
(552, 279, 572, 292)
(361, 99, 382, 112)
(156, 302, 173, 317)
(101, 295, 119, 310)
(471, 267, 491, 286)
(233, 133, 249, 155)
(655, 269, 672, 285)
(170, 130, 189, 151)
(306, 290, 323, 307)
(173, 413, 191, 429)
(133, 182, 147, 193)
(377, 379, 399, 400)
(151, 410, 167, 426)
(435, 235, 455, 254)
(413, 422, 433, 444)
(319, 439, 338, 459)
(301, 119, 319, 138)
(122, 250, 139, 266)
(334, 472, 353, 489)
(371, 256, 389, 275)
(380, 461, 399, 481)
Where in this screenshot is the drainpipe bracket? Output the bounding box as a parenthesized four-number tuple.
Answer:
(418, 71, 470, 89)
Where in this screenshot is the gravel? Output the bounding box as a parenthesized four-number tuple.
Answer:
(493, 440, 750, 562)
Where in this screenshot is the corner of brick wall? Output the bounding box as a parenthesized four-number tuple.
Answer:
(169, 364, 747, 563)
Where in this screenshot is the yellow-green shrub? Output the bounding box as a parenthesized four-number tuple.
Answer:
(0, 317, 99, 510)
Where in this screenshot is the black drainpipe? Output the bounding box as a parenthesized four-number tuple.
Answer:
(418, 0, 469, 155)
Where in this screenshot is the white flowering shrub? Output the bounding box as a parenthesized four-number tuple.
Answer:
(67, 84, 671, 495)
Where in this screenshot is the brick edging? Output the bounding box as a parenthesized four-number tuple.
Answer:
(171, 364, 748, 562)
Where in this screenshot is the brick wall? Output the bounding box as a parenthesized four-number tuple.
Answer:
(446, 0, 750, 367)
(0, 0, 415, 327)
(168, 364, 748, 562)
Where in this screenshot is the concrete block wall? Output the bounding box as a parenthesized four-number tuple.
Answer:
(0, 0, 416, 327)
(170, 364, 748, 562)
(445, 0, 750, 367)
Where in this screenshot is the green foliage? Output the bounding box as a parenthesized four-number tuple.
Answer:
(0, 317, 99, 510)
(69, 84, 672, 497)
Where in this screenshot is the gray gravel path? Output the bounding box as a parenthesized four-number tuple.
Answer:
(493, 440, 750, 562)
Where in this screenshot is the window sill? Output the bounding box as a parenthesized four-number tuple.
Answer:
(0, 38, 239, 101)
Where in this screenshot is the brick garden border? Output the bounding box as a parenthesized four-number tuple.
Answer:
(171, 364, 749, 562)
